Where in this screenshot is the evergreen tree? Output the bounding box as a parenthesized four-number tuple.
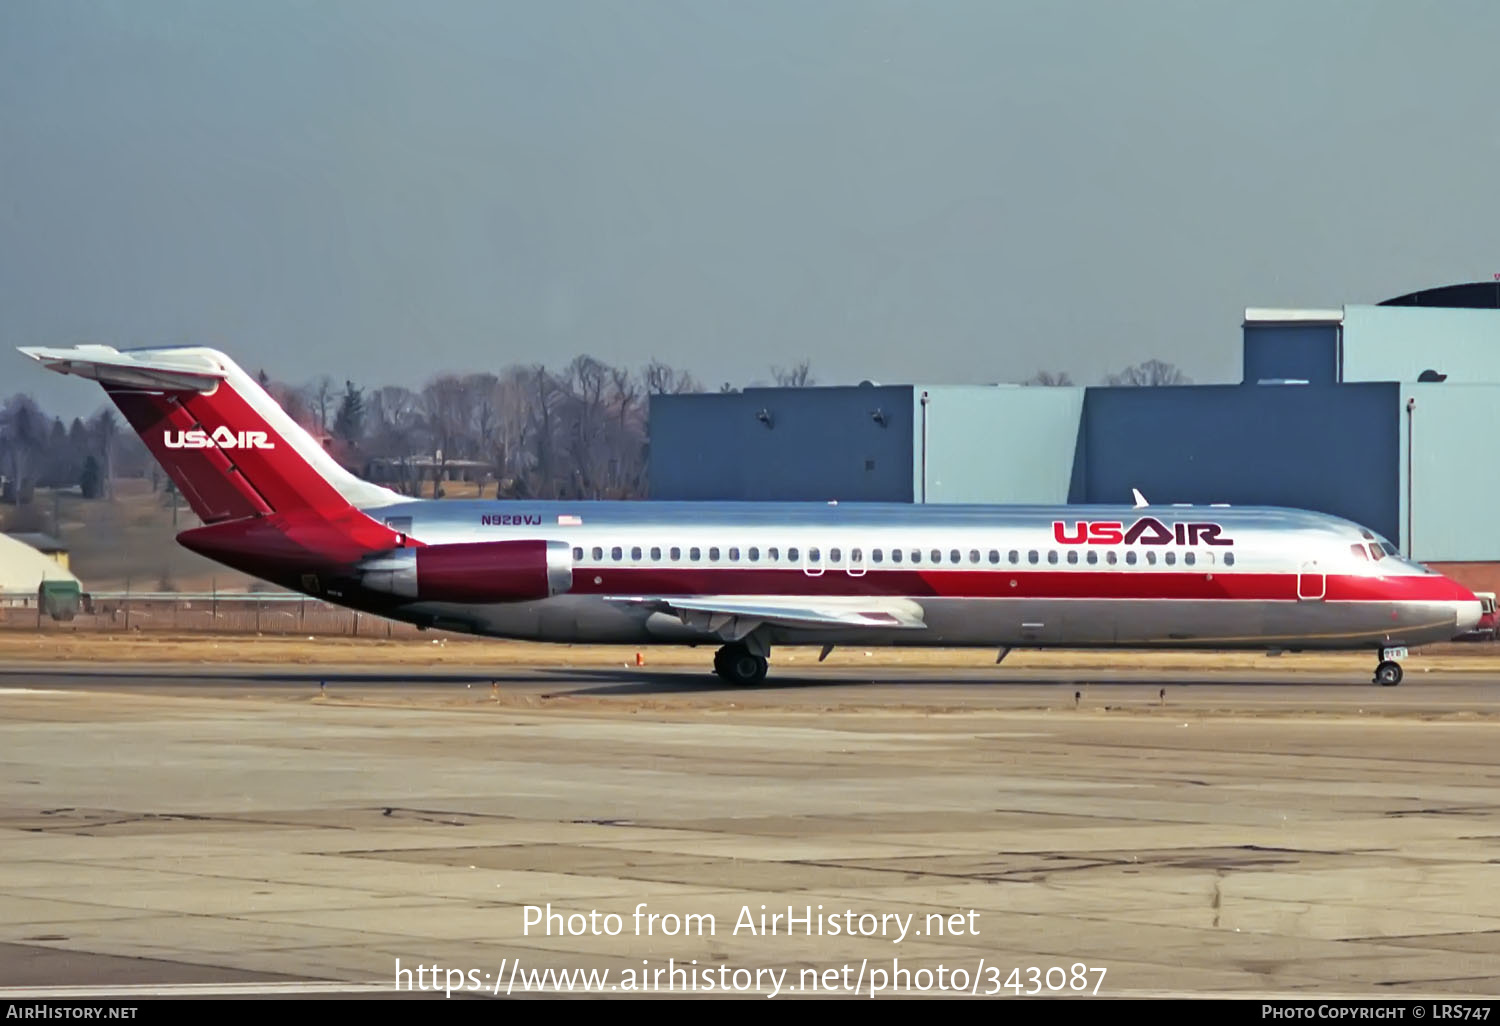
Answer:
(333, 380, 365, 443)
(79, 454, 102, 499)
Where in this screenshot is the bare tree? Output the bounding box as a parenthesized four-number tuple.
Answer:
(0, 394, 44, 505)
(365, 385, 427, 495)
(643, 359, 703, 395)
(771, 360, 814, 387)
(1023, 370, 1075, 386)
(1104, 360, 1192, 387)
(422, 375, 483, 497)
(310, 376, 335, 433)
(89, 409, 118, 500)
(520, 365, 559, 498)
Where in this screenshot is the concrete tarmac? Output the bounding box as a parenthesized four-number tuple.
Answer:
(3, 661, 1500, 998)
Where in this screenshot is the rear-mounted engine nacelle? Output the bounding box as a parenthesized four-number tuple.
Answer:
(359, 539, 572, 603)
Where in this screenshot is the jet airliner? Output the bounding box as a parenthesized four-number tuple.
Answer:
(19, 345, 1482, 686)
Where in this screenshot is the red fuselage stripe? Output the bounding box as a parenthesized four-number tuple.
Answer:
(565, 567, 1474, 602)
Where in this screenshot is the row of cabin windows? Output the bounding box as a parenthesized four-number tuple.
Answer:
(571, 545, 1236, 568)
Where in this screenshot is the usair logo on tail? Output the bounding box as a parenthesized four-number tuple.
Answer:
(163, 427, 275, 450)
(1052, 517, 1233, 546)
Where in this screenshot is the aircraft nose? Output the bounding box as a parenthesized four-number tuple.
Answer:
(1454, 598, 1484, 635)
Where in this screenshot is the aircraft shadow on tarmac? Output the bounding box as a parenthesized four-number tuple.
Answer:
(0, 666, 1422, 696)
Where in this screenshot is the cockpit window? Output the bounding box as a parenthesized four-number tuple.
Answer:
(1381, 543, 1400, 556)
(1350, 544, 1368, 560)
(1368, 545, 1384, 561)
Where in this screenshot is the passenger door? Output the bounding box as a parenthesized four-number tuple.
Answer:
(1297, 561, 1326, 601)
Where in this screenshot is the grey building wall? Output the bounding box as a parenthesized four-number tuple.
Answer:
(1397, 383, 1500, 561)
(915, 385, 1082, 503)
(648, 385, 915, 501)
(1070, 383, 1401, 542)
(1343, 305, 1500, 383)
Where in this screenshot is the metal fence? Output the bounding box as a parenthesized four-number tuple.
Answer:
(0, 591, 429, 637)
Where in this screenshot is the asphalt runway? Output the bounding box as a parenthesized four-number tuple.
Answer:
(3, 661, 1500, 999)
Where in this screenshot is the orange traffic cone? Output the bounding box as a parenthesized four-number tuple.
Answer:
(635, 652, 644, 666)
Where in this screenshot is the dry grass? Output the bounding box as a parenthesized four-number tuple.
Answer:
(3, 480, 259, 592)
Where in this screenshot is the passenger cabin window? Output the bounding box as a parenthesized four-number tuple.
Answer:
(911, 550, 922, 564)
(728, 547, 740, 561)
(1066, 550, 1078, 564)
(1224, 553, 1235, 566)
(650, 547, 662, 561)
(830, 547, 842, 562)
(1106, 551, 1117, 565)
(1009, 550, 1019, 564)
(808, 547, 820, 562)
(989, 550, 1000, 564)
(768, 547, 779, 561)
(872, 549, 884, 563)
(573, 546, 583, 561)
(1028, 550, 1039, 564)
(592, 546, 603, 561)
(1086, 551, 1098, 565)
(931, 549, 942, 563)
(787, 547, 799, 561)
(851, 547, 862, 562)
(611, 546, 623, 561)
(1146, 552, 1157, 565)
(1165, 552, 1176, 566)
(631, 546, 642, 560)
(690, 547, 701, 561)
(748, 547, 759, 561)
(670, 546, 681, 560)
(950, 549, 961, 564)
(709, 547, 720, 561)
(1047, 551, 1058, 565)
(1184, 552, 1195, 566)
(1125, 552, 1137, 565)
(890, 549, 901, 563)
(969, 549, 980, 563)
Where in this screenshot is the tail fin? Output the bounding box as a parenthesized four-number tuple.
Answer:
(19, 345, 402, 523)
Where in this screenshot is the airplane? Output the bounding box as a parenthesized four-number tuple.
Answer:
(19, 344, 1483, 688)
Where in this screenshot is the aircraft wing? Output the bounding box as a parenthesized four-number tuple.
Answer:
(609, 594, 927, 641)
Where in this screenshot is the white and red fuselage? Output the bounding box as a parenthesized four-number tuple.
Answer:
(20, 344, 1482, 684)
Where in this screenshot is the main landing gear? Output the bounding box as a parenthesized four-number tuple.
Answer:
(713, 642, 768, 686)
(1373, 646, 1407, 687)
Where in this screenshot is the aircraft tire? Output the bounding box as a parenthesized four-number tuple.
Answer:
(714, 644, 768, 686)
(1374, 660, 1403, 687)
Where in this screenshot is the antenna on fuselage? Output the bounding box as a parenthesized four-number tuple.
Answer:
(1131, 488, 1149, 509)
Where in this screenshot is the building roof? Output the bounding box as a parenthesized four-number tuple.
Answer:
(1243, 308, 1344, 324)
(4, 532, 66, 553)
(1381, 282, 1500, 309)
(0, 534, 79, 591)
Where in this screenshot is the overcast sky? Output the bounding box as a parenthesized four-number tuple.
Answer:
(4, 0, 1498, 418)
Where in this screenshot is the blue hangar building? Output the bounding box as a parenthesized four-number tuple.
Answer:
(648, 283, 1500, 585)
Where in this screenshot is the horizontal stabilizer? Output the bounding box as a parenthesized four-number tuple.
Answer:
(19, 345, 226, 392)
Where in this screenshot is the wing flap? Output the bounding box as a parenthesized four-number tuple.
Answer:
(611, 595, 928, 634)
